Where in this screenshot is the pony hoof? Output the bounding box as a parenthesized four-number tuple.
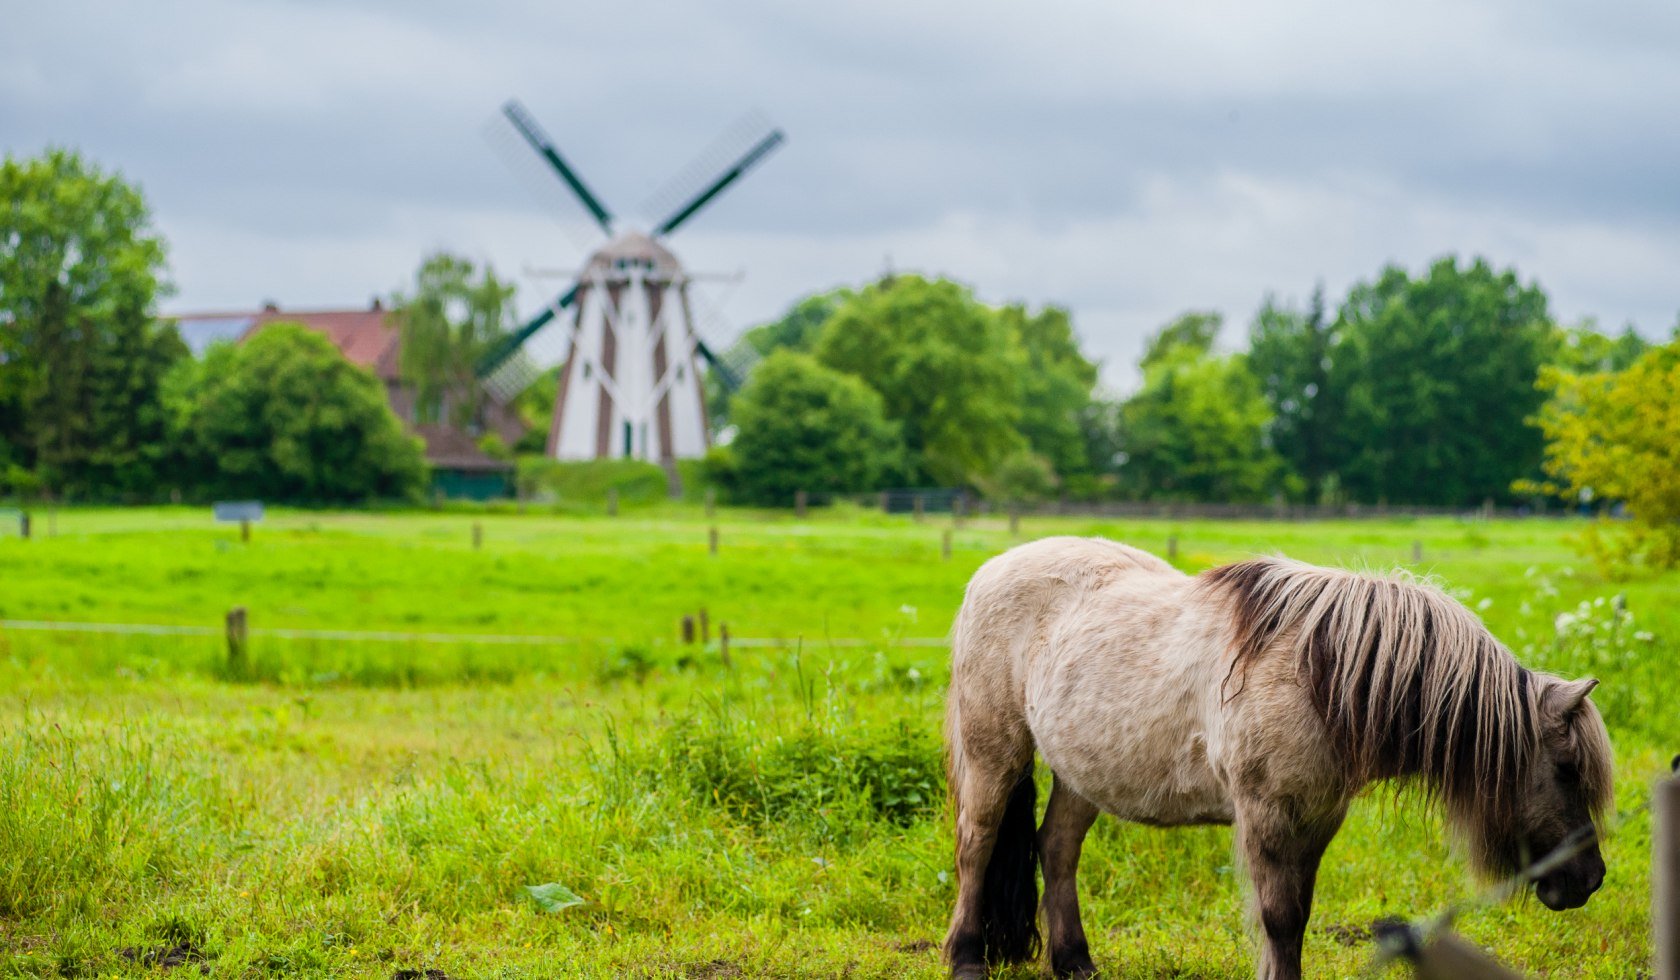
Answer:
(950, 967, 989, 980)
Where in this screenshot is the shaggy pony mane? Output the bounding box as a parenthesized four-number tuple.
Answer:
(1201, 556, 1613, 872)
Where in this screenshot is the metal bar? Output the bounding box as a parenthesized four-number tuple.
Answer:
(501, 100, 613, 234)
(1659, 773, 1680, 980)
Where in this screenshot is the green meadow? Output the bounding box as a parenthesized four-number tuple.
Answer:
(1, 507, 1674, 978)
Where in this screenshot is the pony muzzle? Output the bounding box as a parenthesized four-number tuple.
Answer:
(1534, 852, 1605, 911)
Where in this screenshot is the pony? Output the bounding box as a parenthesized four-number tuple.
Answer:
(941, 537, 1614, 980)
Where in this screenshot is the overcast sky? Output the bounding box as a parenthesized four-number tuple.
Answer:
(5, 0, 1679, 388)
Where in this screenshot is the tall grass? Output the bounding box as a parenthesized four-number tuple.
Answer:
(0, 509, 1675, 977)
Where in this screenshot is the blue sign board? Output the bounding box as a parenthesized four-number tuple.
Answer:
(213, 501, 264, 523)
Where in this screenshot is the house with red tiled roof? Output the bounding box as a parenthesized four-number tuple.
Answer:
(171, 300, 526, 499)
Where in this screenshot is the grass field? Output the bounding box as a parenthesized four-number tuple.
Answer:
(1, 506, 1675, 978)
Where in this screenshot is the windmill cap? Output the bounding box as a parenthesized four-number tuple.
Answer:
(586, 231, 682, 279)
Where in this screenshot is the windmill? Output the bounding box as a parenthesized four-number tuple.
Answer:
(478, 99, 784, 464)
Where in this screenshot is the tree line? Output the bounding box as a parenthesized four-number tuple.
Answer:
(708, 266, 1665, 516)
(1, 150, 427, 502)
(3, 145, 1675, 553)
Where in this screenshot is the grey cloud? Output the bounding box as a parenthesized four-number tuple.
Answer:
(4, 0, 1678, 387)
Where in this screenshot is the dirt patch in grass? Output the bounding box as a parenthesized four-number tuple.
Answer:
(391, 970, 451, 980)
(891, 938, 937, 954)
(1321, 921, 1371, 948)
(118, 942, 208, 971)
(683, 959, 743, 978)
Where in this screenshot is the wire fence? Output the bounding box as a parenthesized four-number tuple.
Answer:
(0, 617, 950, 650)
(1371, 760, 1680, 978)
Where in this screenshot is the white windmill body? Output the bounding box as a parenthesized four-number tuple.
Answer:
(478, 99, 782, 476)
(547, 233, 710, 461)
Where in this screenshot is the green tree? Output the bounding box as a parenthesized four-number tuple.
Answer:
(743, 289, 855, 357)
(1248, 287, 1339, 502)
(1550, 319, 1650, 374)
(816, 275, 1023, 485)
(1118, 341, 1286, 502)
(980, 449, 1059, 506)
(390, 252, 515, 427)
(1140, 310, 1220, 369)
(721, 350, 903, 506)
(170, 324, 425, 502)
(999, 303, 1099, 480)
(1330, 257, 1554, 506)
(1528, 340, 1680, 569)
(708, 288, 855, 428)
(0, 148, 186, 498)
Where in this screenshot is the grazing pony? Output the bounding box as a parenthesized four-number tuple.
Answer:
(942, 537, 1613, 980)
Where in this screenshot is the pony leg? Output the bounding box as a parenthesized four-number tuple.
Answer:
(944, 753, 1038, 979)
(1236, 802, 1346, 980)
(1039, 775, 1100, 978)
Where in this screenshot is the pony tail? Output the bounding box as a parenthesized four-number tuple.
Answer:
(980, 762, 1042, 965)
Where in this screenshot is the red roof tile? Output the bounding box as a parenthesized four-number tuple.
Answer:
(241, 310, 402, 380)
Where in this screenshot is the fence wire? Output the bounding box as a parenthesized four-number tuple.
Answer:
(0, 618, 950, 649)
(1366, 769, 1671, 975)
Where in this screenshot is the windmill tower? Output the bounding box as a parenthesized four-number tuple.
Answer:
(478, 100, 784, 464)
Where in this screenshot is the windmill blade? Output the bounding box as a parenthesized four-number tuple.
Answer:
(483, 117, 602, 252)
(497, 99, 614, 236)
(644, 113, 786, 237)
(685, 281, 758, 393)
(693, 337, 742, 391)
(477, 283, 580, 400)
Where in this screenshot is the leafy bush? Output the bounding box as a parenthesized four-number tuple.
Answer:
(723, 351, 904, 506)
(658, 711, 941, 829)
(1532, 593, 1668, 742)
(1528, 339, 1680, 571)
(515, 457, 669, 507)
(166, 324, 426, 503)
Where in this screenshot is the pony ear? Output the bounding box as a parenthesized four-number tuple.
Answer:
(1541, 677, 1599, 721)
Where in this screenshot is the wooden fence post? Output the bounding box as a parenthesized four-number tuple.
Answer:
(719, 623, 731, 668)
(941, 528, 952, 561)
(240, 518, 250, 543)
(225, 607, 248, 677)
(1008, 504, 1020, 536)
(913, 495, 925, 523)
(705, 487, 716, 518)
(472, 522, 483, 551)
(953, 495, 966, 527)
(795, 489, 808, 518)
(1412, 540, 1423, 564)
(681, 615, 695, 645)
(1658, 771, 1680, 980)
(708, 526, 718, 556)
(878, 491, 889, 512)
(18, 512, 29, 540)
(1167, 535, 1178, 562)
(699, 608, 710, 644)
(606, 488, 618, 517)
